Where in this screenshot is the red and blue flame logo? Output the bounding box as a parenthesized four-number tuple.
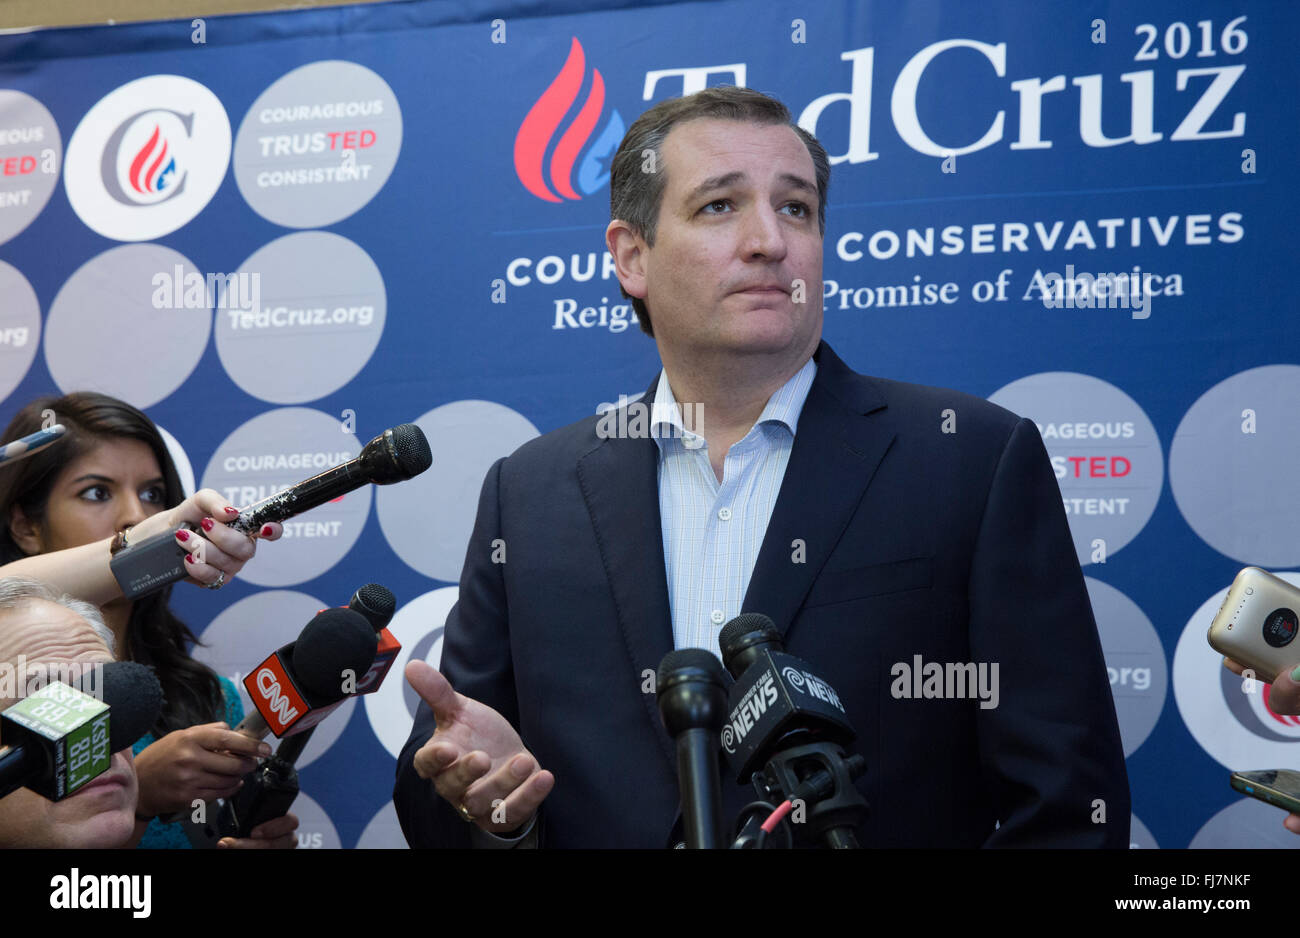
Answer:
(127, 123, 178, 195)
(514, 38, 625, 203)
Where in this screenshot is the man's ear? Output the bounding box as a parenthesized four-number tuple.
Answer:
(8, 504, 43, 556)
(606, 220, 648, 301)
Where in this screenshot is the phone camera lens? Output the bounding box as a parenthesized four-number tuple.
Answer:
(1262, 608, 1298, 648)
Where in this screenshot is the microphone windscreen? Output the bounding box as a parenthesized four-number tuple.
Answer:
(350, 583, 396, 633)
(293, 608, 378, 701)
(90, 661, 164, 752)
(657, 648, 728, 692)
(718, 613, 780, 668)
(389, 424, 432, 477)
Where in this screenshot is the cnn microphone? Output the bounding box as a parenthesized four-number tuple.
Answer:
(657, 648, 729, 849)
(110, 423, 433, 599)
(234, 606, 378, 741)
(0, 661, 162, 800)
(211, 586, 399, 842)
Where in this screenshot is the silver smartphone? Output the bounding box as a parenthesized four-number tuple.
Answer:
(1207, 566, 1300, 684)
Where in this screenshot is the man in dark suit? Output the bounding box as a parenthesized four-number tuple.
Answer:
(393, 87, 1129, 848)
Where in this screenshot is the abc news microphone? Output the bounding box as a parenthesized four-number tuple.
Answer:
(0, 661, 162, 801)
(719, 613, 868, 849)
(656, 649, 730, 848)
(110, 423, 433, 599)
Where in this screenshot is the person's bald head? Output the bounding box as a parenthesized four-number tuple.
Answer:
(0, 578, 137, 848)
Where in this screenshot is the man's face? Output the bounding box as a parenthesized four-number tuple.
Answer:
(0, 600, 137, 848)
(612, 118, 824, 367)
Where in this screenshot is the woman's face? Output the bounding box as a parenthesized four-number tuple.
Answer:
(35, 438, 169, 552)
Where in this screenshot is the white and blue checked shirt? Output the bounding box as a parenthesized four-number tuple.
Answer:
(650, 356, 817, 655)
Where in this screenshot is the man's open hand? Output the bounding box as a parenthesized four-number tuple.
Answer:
(405, 660, 554, 835)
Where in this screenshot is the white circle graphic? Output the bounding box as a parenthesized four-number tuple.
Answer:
(1085, 577, 1167, 758)
(375, 401, 538, 582)
(989, 372, 1163, 565)
(356, 800, 407, 849)
(1129, 813, 1159, 849)
(45, 244, 211, 408)
(364, 587, 457, 760)
(64, 75, 231, 241)
(289, 791, 341, 849)
(233, 61, 403, 228)
(0, 261, 41, 401)
(155, 423, 196, 498)
(193, 590, 355, 769)
(1170, 365, 1300, 567)
(1173, 571, 1300, 771)
(0, 91, 62, 246)
(1189, 796, 1300, 849)
(215, 231, 386, 404)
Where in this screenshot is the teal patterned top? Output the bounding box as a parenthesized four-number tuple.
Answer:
(131, 675, 243, 850)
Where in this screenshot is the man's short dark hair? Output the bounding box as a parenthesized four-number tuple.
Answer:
(608, 86, 831, 337)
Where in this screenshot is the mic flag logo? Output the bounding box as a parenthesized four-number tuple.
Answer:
(514, 37, 625, 203)
(104, 111, 191, 206)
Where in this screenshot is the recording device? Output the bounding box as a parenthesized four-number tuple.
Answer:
(109, 423, 433, 600)
(1207, 567, 1300, 683)
(0, 661, 162, 800)
(0, 424, 65, 469)
(656, 648, 729, 849)
(235, 606, 378, 740)
(1230, 768, 1300, 815)
(718, 613, 867, 849)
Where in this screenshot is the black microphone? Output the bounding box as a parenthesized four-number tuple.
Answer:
(657, 648, 729, 849)
(110, 424, 432, 600)
(0, 661, 162, 800)
(227, 424, 432, 534)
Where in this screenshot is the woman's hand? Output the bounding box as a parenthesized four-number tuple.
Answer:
(128, 488, 283, 591)
(133, 722, 272, 818)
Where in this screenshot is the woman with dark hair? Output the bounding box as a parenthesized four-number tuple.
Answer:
(0, 391, 295, 848)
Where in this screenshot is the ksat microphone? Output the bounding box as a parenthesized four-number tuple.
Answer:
(657, 648, 730, 848)
(0, 661, 162, 800)
(110, 423, 433, 599)
(719, 613, 867, 849)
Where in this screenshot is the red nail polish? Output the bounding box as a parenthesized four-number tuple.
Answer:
(186, 554, 194, 564)
(261, 524, 274, 538)
(176, 529, 190, 542)
(201, 517, 214, 532)
(224, 506, 239, 516)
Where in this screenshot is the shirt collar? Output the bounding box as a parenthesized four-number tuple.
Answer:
(650, 355, 818, 452)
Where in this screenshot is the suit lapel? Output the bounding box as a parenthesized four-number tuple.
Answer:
(742, 343, 895, 639)
(576, 377, 677, 767)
